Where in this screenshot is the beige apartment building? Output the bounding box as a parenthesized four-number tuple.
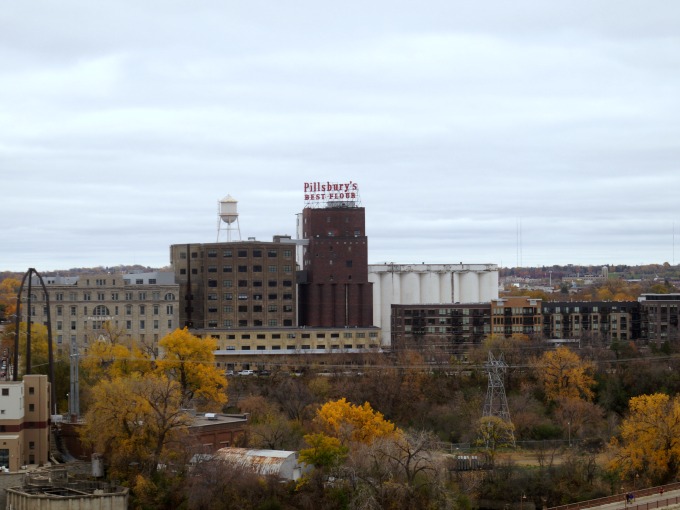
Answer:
(0, 374, 50, 471)
(29, 272, 179, 356)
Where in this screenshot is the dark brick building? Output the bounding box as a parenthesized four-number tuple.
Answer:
(298, 203, 372, 327)
(170, 238, 297, 330)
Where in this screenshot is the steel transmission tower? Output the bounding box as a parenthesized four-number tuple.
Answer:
(483, 352, 515, 445)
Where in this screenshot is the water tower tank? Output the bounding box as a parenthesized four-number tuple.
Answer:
(219, 195, 239, 224)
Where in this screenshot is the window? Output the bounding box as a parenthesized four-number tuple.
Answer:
(238, 305, 248, 312)
(253, 305, 263, 312)
(224, 293, 233, 300)
(268, 293, 277, 300)
(70, 306, 77, 316)
(269, 319, 278, 326)
(208, 294, 218, 301)
(238, 293, 248, 300)
(238, 280, 248, 287)
(83, 292, 91, 301)
(223, 265, 233, 273)
(207, 249, 217, 258)
(29, 403, 35, 412)
(268, 305, 278, 312)
(283, 280, 292, 287)
(1, 389, 8, 396)
(208, 266, 217, 273)
(153, 304, 159, 315)
(208, 280, 217, 288)
(29, 386, 35, 395)
(223, 280, 233, 287)
(283, 293, 293, 300)
(283, 265, 292, 272)
(238, 265, 248, 272)
(253, 265, 262, 272)
(252, 280, 262, 287)
(238, 250, 248, 257)
(139, 305, 146, 314)
(140, 320, 145, 330)
(268, 250, 277, 257)
(283, 250, 291, 257)
(223, 249, 232, 257)
(94, 305, 110, 316)
(139, 292, 146, 300)
(253, 249, 262, 257)
(268, 280, 277, 287)
(56, 292, 64, 301)
(166, 305, 174, 315)
(268, 265, 277, 273)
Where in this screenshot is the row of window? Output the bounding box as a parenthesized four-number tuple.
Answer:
(207, 293, 293, 301)
(207, 265, 293, 273)
(180, 249, 293, 259)
(209, 331, 378, 340)
(208, 305, 293, 313)
(209, 319, 293, 327)
(55, 319, 173, 332)
(51, 292, 175, 301)
(207, 279, 294, 288)
(37, 304, 174, 317)
(222, 344, 365, 351)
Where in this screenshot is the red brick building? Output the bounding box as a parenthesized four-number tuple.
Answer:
(298, 204, 372, 327)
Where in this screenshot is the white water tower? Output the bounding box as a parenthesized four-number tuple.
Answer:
(217, 195, 241, 242)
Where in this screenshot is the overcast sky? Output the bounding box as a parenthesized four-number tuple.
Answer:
(2, 1, 679, 273)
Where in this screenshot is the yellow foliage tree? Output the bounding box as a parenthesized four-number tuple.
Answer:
(0, 278, 20, 317)
(312, 398, 400, 446)
(80, 374, 191, 479)
(475, 416, 515, 465)
(534, 346, 595, 403)
(155, 328, 227, 407)
(609, 393, 680, 485)
(81, 338, 152, 381)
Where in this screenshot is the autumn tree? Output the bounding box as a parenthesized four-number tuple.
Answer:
(81, 373, 192, 480)
(155, 328, 227, 407)
(345, 430, 456, 510)
(0, 278, 20, 317)
(81, 337, 152, 382)
(609, 393, 680, 485)
(239, 395, 303, 450)
(312, 397, 400, 446)
(533, 347, 596, 403)
(475, 416, 515, 466)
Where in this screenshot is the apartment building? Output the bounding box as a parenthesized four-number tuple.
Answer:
(391, 303, 491, 356)
(169, 238, 297, 331)
(638, 294, 680, 344)
(29, 272, 179, 355)
(541, 301, 640, 343)
(491, 297, 543, 337)
(0, 374, 49, 471)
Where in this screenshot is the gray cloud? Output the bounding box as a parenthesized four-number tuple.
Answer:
(1, 1, 679, 272)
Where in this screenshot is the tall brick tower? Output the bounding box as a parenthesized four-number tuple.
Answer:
(298, 185, 372, 327)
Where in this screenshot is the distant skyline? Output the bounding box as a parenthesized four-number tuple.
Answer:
(2, 1, 680, 272)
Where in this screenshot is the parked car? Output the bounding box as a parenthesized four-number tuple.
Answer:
(225, 370, 234, 376)
(237, 369, 254, 376)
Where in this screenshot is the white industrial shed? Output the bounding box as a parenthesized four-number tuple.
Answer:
(214, 448, 311, 481)
(368, 263, 500, 346)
